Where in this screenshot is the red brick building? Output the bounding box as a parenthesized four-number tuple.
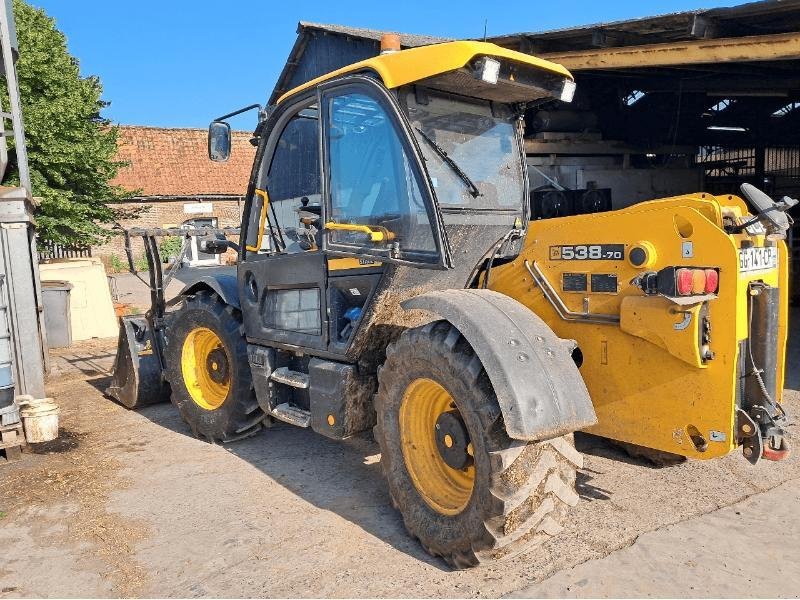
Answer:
(94, 125, 256, 262)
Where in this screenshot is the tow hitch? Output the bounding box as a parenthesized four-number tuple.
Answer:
(737, 407, 790, 464)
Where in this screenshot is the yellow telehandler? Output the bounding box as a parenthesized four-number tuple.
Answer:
(108, 36, 792, 568)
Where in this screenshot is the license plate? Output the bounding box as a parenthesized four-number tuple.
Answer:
(738, 247, 778, 273)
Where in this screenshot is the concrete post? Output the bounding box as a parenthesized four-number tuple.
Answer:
(0, 187, 46, 399)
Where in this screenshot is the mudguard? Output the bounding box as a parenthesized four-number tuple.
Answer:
(177, 272, 240, 309)
(402, 289, 597, 441)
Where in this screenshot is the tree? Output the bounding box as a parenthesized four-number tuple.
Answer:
(1, 0, 133, 246)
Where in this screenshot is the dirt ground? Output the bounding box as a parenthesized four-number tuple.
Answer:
(0, 331, 798, 598)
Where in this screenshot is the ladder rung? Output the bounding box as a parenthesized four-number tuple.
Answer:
(270, 402, 311, 427)
(270, 366, 310, 389)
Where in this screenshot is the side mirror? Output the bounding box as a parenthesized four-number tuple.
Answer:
(208, 121, 231, 162)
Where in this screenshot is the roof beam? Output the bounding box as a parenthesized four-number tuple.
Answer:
(539, 32, 800, 71)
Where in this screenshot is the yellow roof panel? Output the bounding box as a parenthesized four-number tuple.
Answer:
(277, 40, 572, 104)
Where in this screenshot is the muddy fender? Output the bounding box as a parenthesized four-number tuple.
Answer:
(178, 273, 240, 309)
(402, 289, 596, 441)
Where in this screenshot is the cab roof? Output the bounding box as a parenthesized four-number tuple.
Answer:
(276, 40, 573, 105)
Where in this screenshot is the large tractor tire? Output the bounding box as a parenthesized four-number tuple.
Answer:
(374, 320, 582, 568)
(164, 290, 264, 442)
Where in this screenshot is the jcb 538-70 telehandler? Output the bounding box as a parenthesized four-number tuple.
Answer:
(109, 36, 793, 568)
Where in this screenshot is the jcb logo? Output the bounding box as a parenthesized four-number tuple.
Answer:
(550, 247, 562, 260)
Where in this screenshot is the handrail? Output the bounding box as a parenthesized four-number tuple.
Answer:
(324, 221, 395, 243)
(245, 188, 270, 252)
(524, 259, 620, 324)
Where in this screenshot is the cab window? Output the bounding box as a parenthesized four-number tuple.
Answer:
(325, 91, 438, 263)
(406, 89, 524, 211)
(245, 105, 321, 255)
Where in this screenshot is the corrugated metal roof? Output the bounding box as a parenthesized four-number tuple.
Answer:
(489, 0, 800, 50)
(268, 2, 800, 104)
(297, 21, 449, 47)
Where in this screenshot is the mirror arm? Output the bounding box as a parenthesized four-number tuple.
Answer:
(213, 103, 262, 122)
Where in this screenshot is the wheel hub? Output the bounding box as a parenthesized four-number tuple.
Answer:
(435, 410, 473, 470)
(206, 348, 230, 384)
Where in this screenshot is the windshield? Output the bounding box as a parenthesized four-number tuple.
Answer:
(406, 89, 524, 211)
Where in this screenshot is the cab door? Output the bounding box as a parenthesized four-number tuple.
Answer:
(238, 97, 328, 352)
(318, 78, 450, 353)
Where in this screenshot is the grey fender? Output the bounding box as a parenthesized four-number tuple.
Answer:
(402, 289, 597, 441)
(177, 272, 240, 309)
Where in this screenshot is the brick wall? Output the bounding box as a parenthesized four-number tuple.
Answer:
(94, 196, 244, 266)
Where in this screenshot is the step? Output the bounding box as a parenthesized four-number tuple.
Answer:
(270, 403, 311, 428)
(270, 367, 310, 389)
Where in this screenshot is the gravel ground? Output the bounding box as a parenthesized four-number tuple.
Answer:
(0, 330, 797, 598)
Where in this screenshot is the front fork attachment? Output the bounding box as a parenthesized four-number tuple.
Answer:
(736, 407, 790, 464)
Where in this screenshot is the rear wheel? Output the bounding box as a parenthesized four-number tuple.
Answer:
(374, 320, 582, 568)
(164, 290, 264, 442)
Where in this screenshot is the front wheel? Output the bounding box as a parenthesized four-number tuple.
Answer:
(374, 320, 582, 568)
(164, 290, 264, 442)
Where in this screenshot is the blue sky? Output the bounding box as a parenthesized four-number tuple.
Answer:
(32, 1, 732, 129)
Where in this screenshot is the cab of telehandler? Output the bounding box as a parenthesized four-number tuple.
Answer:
(218, 42, 578, 368)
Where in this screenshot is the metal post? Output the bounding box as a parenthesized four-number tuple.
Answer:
(0, 0, 46, 399)
(0, 0, 31, 194)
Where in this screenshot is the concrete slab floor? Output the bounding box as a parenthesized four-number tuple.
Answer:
(509, 478, 800, 598)
(0, 326, 797, 598)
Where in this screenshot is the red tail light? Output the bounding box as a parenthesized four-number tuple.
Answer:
(675, 268, 719, 296)
(641, 266, 721, 297)
(676, 268, 694, 295)
(704, 269, 719, 294)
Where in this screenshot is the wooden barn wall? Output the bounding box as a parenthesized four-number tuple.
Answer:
(285, 34, 380, 93)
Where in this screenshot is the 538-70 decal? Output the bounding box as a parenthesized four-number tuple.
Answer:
(550, 244, 625, 260)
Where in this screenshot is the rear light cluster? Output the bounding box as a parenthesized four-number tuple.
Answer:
(676, 268, 719, 296)
(634, 266, 720, 298)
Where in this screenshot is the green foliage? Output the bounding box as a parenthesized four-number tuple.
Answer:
(133, 254, 150, 272)
(108, 254, 125, 273)
(159, 236, 183, 261)
(2, 0, 135, 246)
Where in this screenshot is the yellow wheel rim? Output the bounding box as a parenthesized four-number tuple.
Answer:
(399, 378, 475, 516)
(180, 327, 231, 410)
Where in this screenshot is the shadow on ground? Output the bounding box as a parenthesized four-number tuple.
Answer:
(132, 397, 446, 569)
(66, 344, 442, 569)
(67, 334, 660, 572)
